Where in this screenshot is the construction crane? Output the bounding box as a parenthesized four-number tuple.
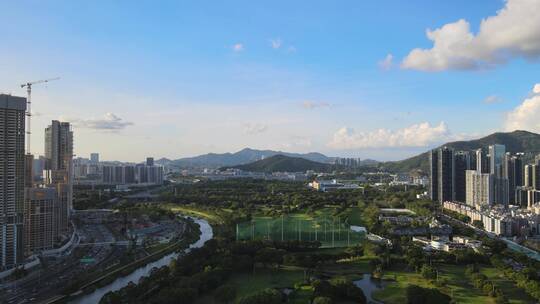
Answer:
(20, 77, 60, 154)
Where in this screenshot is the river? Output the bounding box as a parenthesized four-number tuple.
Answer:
(353, 274, 386, 304)
(71, 217, 213, 304)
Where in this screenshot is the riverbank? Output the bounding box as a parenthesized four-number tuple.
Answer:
(68, 217, 213, 304)
(44, 216, 203, 304)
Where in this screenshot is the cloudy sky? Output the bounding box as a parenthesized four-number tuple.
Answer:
(2, 0, 540, 161)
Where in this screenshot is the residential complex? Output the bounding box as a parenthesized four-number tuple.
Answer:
(435, 143, 540, 237)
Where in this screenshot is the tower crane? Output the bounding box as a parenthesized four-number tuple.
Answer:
(20, 77, 60, 154)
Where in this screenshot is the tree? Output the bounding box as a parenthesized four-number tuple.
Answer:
(420, 264, 437, 280)
(255, 247, 285, 268)
(214, 284, 236, 303)
(237, 288, 282, 304)
(362, 205, 380, 231)
(313, 297, 333, 304)
(406, 285, 451, 304)
(472, 220, 484, 229)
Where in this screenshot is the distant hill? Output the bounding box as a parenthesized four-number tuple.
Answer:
(227, 154, 336, 173)
(380, 130, 540, 173)
(155, 148, 332, 168)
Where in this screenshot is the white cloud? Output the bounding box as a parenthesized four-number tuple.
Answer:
(69, 113, 133, 131)
(301, 100, 331, 110)
(402, 0, 540, 71)
(270, 38, 282, 49)
(243, 123, 268, 135)
(281, 136, 313, 149)
(534, 84, 540, 94)
(378, 54, 394, 70)
(505, 83, 540, 132)
(328, 122, 452, 149)
(483, 95, 503, 104)
(232, 43, 244, 52)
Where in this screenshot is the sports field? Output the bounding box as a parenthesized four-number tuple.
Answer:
(236, 213, 365, 247)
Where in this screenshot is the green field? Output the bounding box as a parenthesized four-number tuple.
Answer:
(194, 269, 312, 304)
(236, 212, 365, 247)
(372, 263, 535, 304)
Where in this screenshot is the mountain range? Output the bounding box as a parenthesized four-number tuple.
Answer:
(380, 130, 540, 173)
(227, 154, 337, 173)
(156, 148, 333, 168)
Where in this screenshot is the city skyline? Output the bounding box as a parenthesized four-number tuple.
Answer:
(2, 0, 540, 162)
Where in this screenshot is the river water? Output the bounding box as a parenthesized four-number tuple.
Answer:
(353, 274, 386, 304)
(71, 217, 213, 304)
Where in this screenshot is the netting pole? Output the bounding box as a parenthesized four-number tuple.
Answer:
(281, 215, 284, 241)
(338, 217, 340, 241)
(332, 218, 335, 247)
(324, 217, 327, 241)
(299, 220, 302, 241)
(236, 223, 238, 241)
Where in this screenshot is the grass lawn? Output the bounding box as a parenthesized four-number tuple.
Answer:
(373, 263, 534, 304)
(317, 255, 375, 277)
(373, 263, 493, 304)
(194, 268, 308, 304)
(481, 267, 536, 304)
(344, 206, 365, 226)
(167, 205, 224, 224)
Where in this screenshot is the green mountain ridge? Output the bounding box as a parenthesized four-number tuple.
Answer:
(380, 130, 540, 173)
(225, 154, 337, 173)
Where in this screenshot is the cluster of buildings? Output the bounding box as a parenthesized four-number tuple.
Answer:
(308, 179, 362, 192)
(199, 168, 308, 181)
(73, 156, 164, 186)
(431, 143, 540, 236)
(333, 157, 363, 168)
(390, 173, 429, 186)
(413, 235, 482, 253)
(1, 95, 74, 271)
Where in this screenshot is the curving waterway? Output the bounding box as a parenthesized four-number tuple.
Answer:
(71, 217, 213, 304)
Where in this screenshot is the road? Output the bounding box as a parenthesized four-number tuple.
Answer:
(0, 222, 119, 304)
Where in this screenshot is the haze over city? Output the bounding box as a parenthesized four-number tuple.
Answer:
(2, 0, 540, 161)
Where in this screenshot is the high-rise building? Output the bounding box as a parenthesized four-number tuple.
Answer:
(24, 154, 34, 188)
(0, 94, 26, 269)
(488, 144, 509, 206)
(504, 153, 523, 204)
(101, 164, 163, 185)
(494, 176, 509, 206)
(44, 120, 73, 233)
(466, 170, 494, 207)
(90, 153, 99, 164)
(32, 156, 46, 181)
(524, 164, 536, 188)
(438, 147, 455, 203)
(476, 149, 490, 174)
(45, 121, 73, 172)
(429, 150, 439, 201)
(24, 188, 57, 256)
(124, 166, 136, 184)
(455, 151, 474, 202)
(146, 157, 154, 167)
(489, 144, 506, 177)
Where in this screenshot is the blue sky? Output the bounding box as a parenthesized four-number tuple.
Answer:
(2, 0, 540, 161)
